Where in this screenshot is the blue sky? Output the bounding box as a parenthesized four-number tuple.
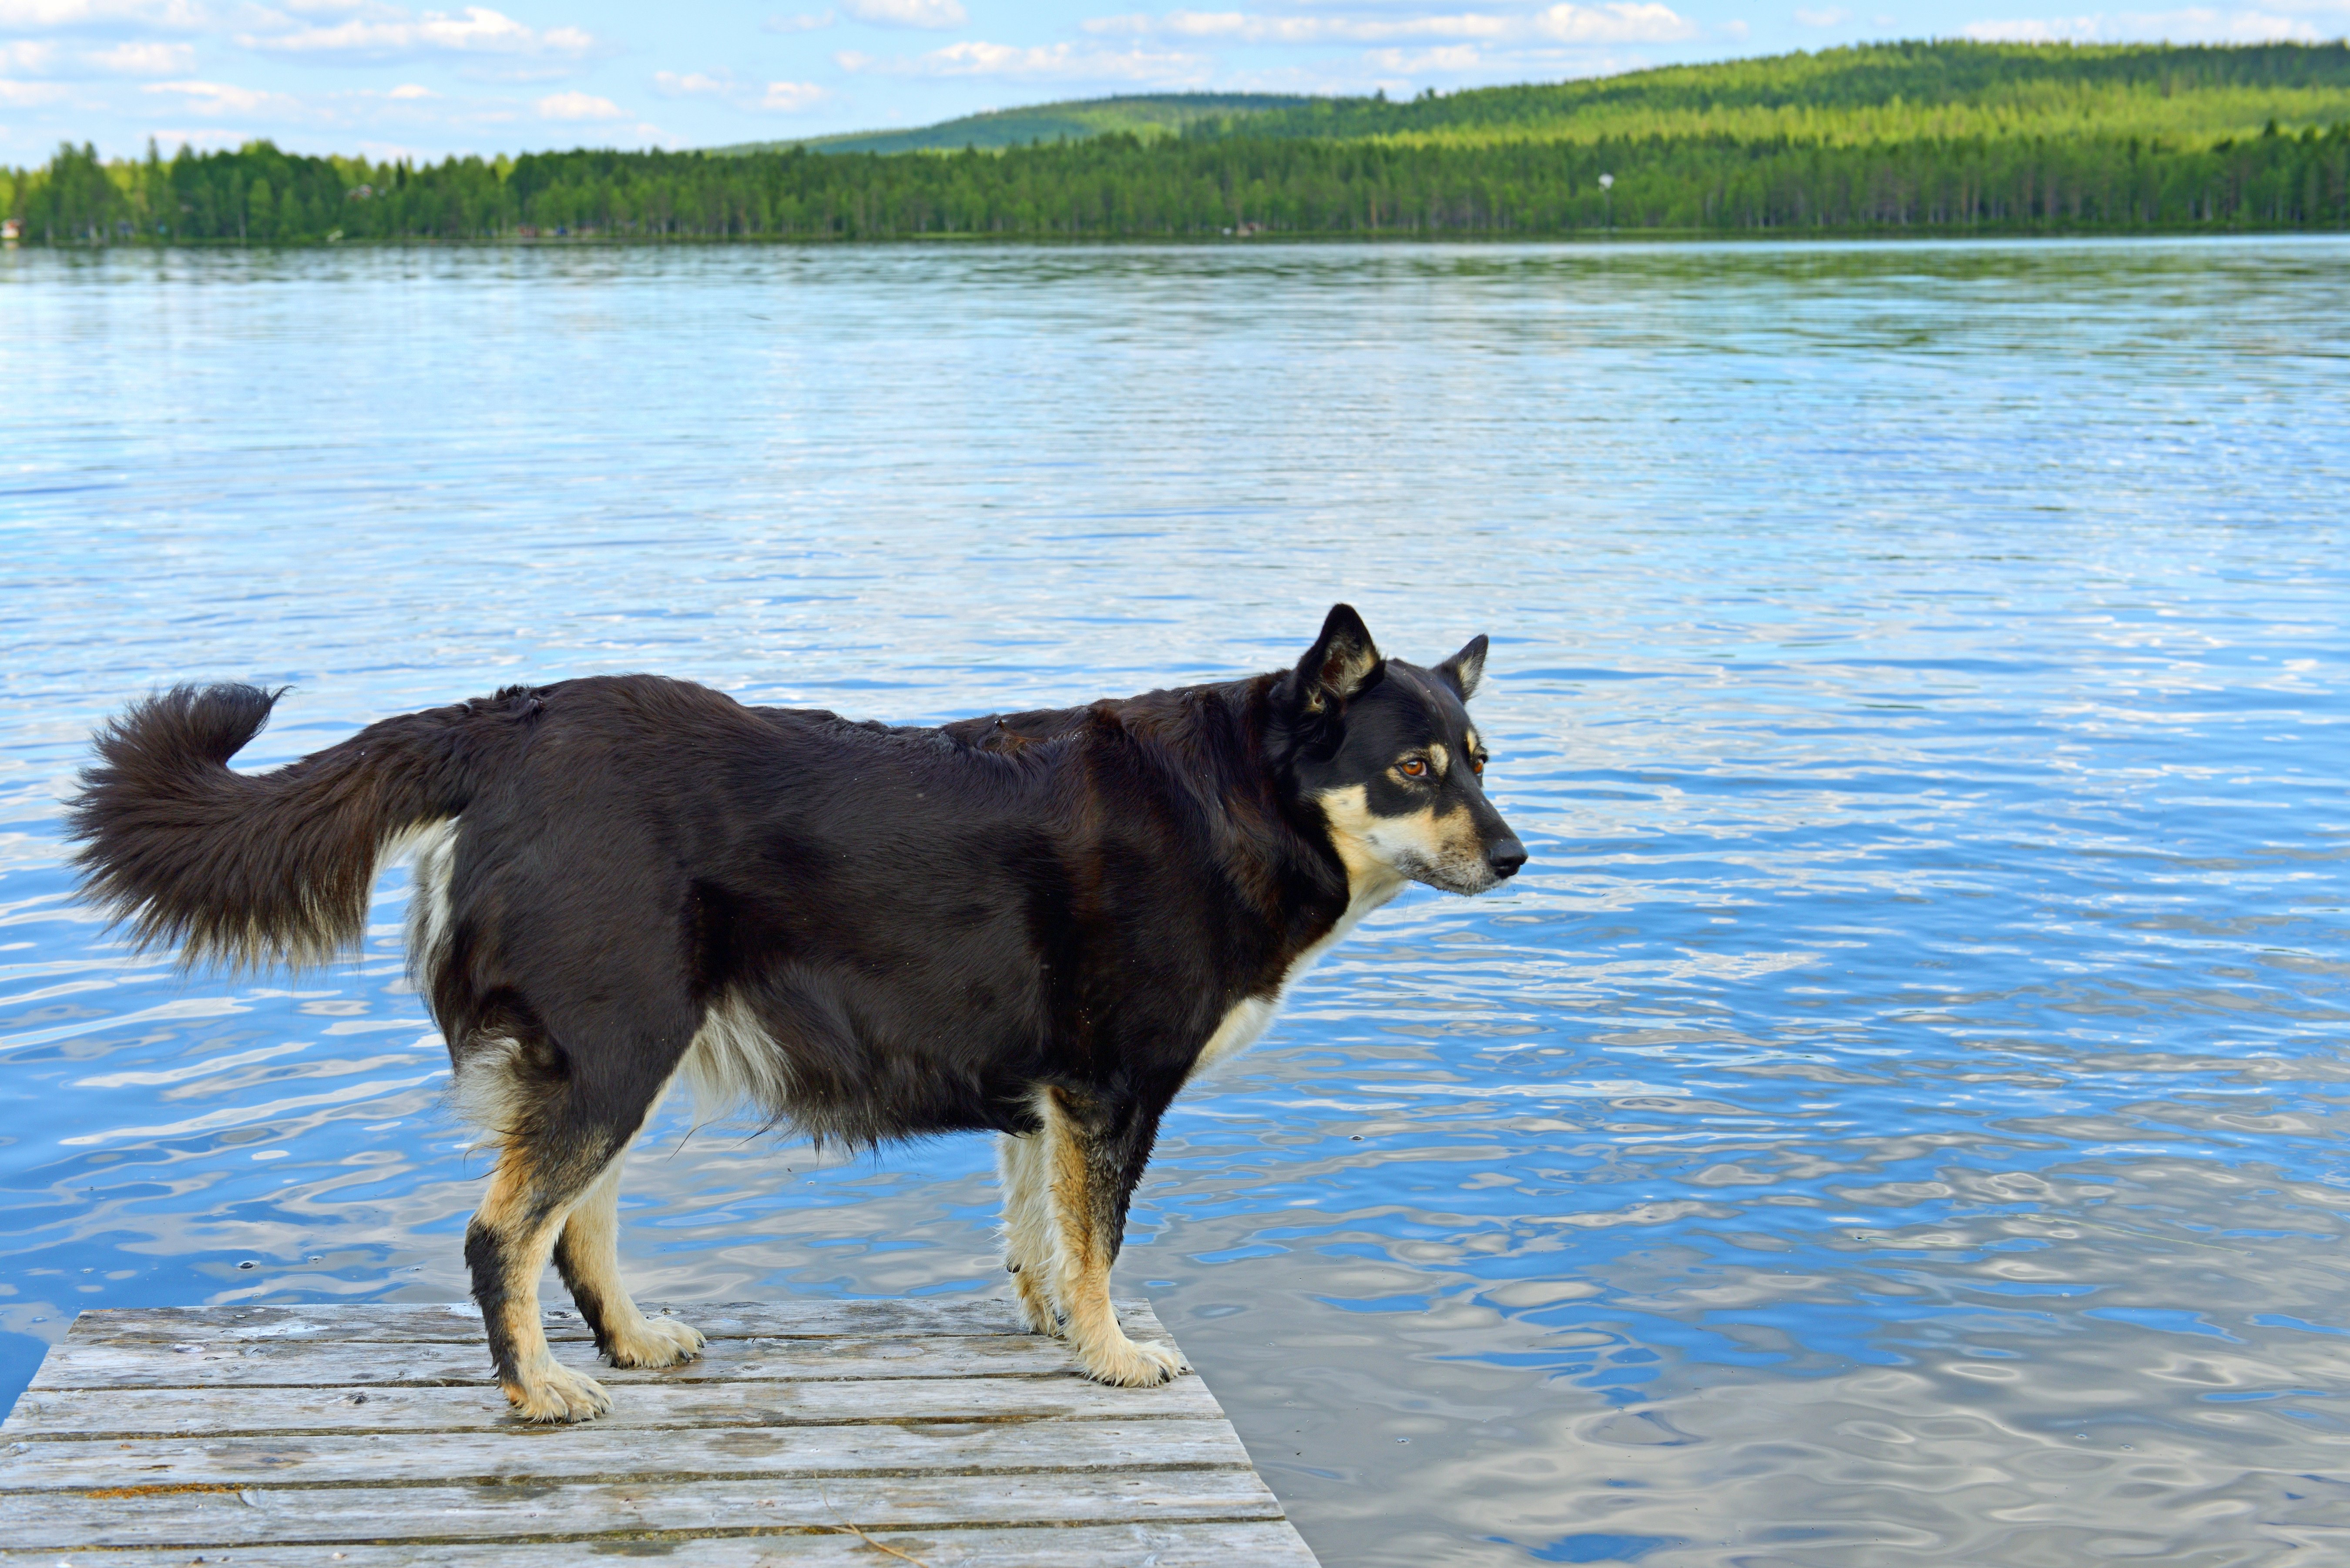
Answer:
(3, 0, 2344, 162)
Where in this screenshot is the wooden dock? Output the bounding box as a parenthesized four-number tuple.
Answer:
(0, 1297, 1320, 1566)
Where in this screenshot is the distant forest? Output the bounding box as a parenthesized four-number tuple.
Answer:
(7, 42, 2349, 244)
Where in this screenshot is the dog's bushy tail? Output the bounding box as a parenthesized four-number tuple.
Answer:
(68, 683, 500, 972)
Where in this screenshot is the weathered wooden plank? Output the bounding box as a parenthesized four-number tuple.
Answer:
(0, 1370, 1226, 1439)
(67, 1297, 1141, 1347)
(0, 1518, 1323, 1566)
(31, 1330, 1133, 1390)
(0, 1465, 1288, 1549)
(0, 1416, 1250, 1491)
(0, 1301, 1319, 1566)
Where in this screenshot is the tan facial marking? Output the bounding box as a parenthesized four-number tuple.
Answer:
(1436, 802, 1482, 859)
(1318, 784, 1492, 894)
(1315, 784, 1413, 897)
(1427, 743, 1450, 777)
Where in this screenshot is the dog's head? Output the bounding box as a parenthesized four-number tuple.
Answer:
(1275, 603, 1527, 898)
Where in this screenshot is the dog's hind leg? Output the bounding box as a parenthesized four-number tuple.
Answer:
(553, 1125, 705, 1371)
(457, 1007, 698, 1422)
(1040, 1086, 1188, 1387)
(465, 1123, 619, 1424)
(997, 1129, 1061, 1337)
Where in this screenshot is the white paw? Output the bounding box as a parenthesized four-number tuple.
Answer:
(505, 1359, 612, 1423)
(1078, 1333, 1186, 1388)
(1009, 1267, 1063, 1336)
(605, 1315, 705, 1369)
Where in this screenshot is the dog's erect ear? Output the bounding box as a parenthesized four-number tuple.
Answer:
(1435, 635, 1487, 701)
(1294, 603, 1383, 712)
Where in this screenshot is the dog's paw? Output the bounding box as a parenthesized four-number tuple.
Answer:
(1011, 1274, 1063, 1337)
(605, 1314, 705, 1370)
(504, 1359, 612, 1423)
(1078, 1333, 1186, 1388)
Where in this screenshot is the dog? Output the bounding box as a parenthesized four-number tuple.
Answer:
(69, 603, 1524, 1421)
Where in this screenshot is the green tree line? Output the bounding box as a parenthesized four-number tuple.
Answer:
(7, 41, 2349, 244)
(10, 124, 2346, 244)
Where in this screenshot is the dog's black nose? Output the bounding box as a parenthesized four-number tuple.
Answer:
(1487, 838, 1528, 879)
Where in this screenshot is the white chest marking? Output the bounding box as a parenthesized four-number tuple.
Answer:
(1188, 876, 1405, 1082)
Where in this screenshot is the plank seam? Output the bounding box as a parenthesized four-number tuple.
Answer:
(1, 1518, 1298, 1553)
(0, 1413, 1233, 1441)
(27, 1374, 1174, 1391)
(64, 1331, 1093, 1345)
(1, 1461, 1258, 1494)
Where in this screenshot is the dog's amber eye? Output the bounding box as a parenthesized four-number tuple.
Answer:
(1399, 758, 1428, 778)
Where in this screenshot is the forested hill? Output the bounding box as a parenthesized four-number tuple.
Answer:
(719, 94, 1312, 155)
(717, 40, 2350, 156)
(6, 41, 2349, 244)
(1192, 40, 2350, 147)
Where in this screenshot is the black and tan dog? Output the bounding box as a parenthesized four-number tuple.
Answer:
(69, 604, 1524, 1421)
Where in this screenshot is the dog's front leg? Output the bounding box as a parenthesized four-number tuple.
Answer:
(1039, 1086, 1187, 1387)
(997, 1129, 1062, 1336)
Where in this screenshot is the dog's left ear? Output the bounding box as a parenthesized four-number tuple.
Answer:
(1435, 635, 1487, 701)
(1292, 603, 1384, 714)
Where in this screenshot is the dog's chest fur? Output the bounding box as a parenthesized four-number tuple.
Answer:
(1188, 873, 1405, 1081)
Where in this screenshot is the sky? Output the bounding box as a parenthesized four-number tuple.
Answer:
(3, 0, 2346, 163)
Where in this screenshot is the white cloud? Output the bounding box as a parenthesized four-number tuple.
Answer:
(151, 124, 254, 149)
(1962, 6, 2326, 38)
(1794, 5, 1851, 22)
(1365, 42, 1485, 68)
(1533, 2, 1694, 40)
(386, 78, 430, 95)
(762, 8, 834, 30)
(144, 75, 301, 114)
(844, 0, 965, 26)
(85, 37, 191, 70)
(843, 38, 1212, 82)
(652, 67, 731, 96)
(0, 75, 70, 101)
(241, 6, 598, 61)
(535, 87, 623, 118)
(650, 67, 829, 111)
(0, 0, 205, 32)
(760, 77, 826, 108)
(1962, 13, 2100, 34)
(1086, 3, 1694, 46)
(0, 34, 193, 71)
(1092, 10, 1479, 41)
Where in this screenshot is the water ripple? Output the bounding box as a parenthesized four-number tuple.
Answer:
(0, 238, 2344, 1566)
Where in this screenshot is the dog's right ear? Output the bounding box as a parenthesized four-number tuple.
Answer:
(1284, 603, 1384, 716)
(1435, 635, 1487, 701)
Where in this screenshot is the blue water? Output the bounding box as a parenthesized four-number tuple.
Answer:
(2, 238, 2345, 1566)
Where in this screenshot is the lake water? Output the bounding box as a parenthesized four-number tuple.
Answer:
(2, 237, 2346, 1566)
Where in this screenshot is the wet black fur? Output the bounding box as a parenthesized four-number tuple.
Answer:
(70, 606, 1524, 1366)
